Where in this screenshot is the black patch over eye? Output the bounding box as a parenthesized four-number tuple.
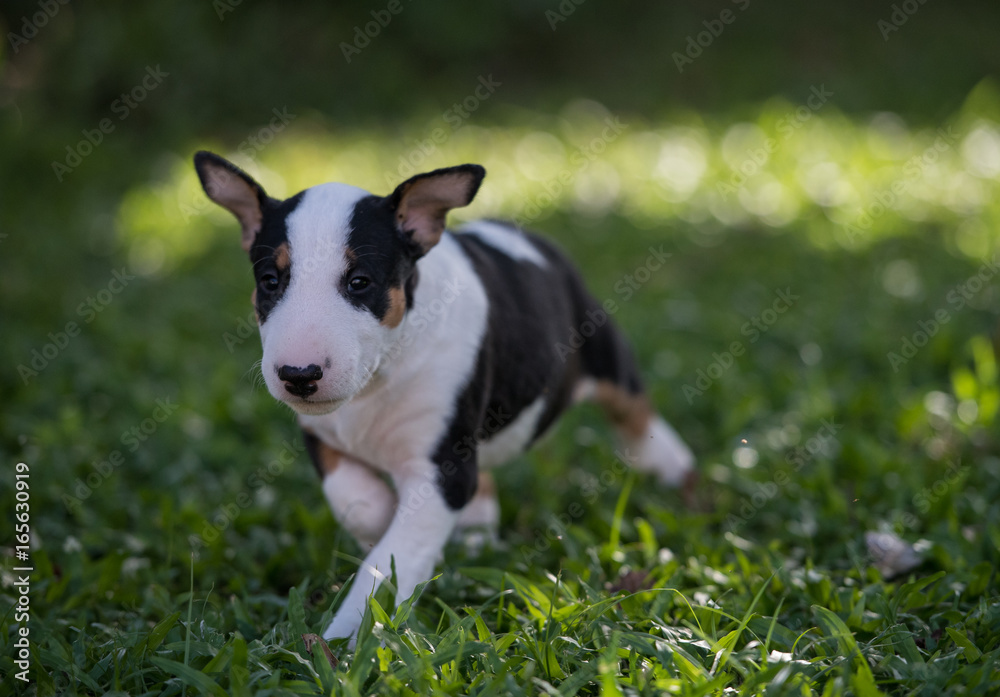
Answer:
(348, 276, 371, 292)
(259, 273, 280, 292)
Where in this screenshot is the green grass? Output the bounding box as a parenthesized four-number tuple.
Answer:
(3, 78, 1000, 696)
(3, 1, 1000, 690)
(2, 200, 999, 694)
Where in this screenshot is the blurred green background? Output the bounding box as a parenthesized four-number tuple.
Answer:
(2, 1, 1000, 694)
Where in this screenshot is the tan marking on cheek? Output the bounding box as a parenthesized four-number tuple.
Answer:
(381, 285, 407, 328)
(594, 380, 652, 439)
(251, 288, 260, 324)
(318, 442, 341, 475)
(274, 242, 291, 272)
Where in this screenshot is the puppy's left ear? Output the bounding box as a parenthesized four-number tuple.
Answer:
(194, 150, 268, 253)
(390, 164, 485, 255)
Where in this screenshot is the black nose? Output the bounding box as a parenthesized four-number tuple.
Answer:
(277, 364, 323, 397)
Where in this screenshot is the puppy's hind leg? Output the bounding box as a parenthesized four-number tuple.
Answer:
(575, 314, 695, 487)
(452, 470, 500, 550)
(591, 380, 695, 487)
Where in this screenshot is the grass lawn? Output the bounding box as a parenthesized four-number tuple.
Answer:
(2, 193, 999, 694)
(3, 0, 1000, 688)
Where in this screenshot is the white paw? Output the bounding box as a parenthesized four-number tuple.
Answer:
(454, 490, 499, 531)
(629, 416, 695, 487)
(322, 602, 364, 647)
(451, 525, 499, 555)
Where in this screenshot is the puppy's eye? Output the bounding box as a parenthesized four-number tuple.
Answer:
(259, 273, 279, 292)
(349, 276, 371, 292)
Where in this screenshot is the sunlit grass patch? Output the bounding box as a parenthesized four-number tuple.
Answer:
(116, 80, 1000, 276)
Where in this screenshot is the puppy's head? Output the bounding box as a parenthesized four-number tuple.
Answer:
(194, 151, 485, 415)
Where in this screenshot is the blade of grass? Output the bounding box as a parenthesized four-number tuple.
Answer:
(608, 471, 636, 554)
(183, 551, 195, 697)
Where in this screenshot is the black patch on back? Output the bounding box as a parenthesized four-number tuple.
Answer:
(249, 192, 303, 323)
(430, 225, 649, 510)
(521, 229, 646, 399)
(430, 230, 584, 508)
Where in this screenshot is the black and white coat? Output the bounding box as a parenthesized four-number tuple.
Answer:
(194, 152, 695, 643)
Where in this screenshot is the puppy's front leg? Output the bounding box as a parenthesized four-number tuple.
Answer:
(322, 460, 461, 643)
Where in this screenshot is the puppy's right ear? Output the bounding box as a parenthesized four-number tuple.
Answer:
(194, 151, 267, 252)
